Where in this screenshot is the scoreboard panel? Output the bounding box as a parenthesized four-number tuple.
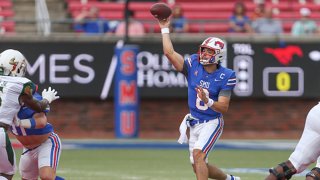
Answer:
(262, 67, 303, 97)
(229, 42, 320, 98)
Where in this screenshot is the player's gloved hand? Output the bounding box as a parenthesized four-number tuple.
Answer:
(42, 87, 60, 103)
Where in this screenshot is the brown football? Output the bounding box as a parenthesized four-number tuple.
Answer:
(150, 3, 172, 20)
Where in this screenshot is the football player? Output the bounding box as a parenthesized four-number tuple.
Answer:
(265, 103, 320, 180)
(156, 19, 240, 180)
(0, 49, 59, 180)
(12, 92, 62, 180)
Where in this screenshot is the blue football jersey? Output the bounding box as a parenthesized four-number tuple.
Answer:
(11, 92, 53, 136)
(182, 54, 236, 120)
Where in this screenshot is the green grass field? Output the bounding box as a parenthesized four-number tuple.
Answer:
(12, 148, 312, 180)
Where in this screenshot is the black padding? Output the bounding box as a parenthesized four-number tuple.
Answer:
(306, 167, 320, 180)
(269, 161, 297, 180)
(269, 167, 284, 180)
(279, 162, 296, 179)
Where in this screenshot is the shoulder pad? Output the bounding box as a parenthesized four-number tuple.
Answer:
(22, 81, 37, 96)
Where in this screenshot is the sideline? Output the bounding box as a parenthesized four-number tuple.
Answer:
(223, 168, 307, 177)
(12, 139, 299, 150)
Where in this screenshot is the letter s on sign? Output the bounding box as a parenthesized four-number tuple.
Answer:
(73, 54, 95, 84)
(121, 51, 135, 75)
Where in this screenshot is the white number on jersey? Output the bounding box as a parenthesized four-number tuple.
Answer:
(0, 81, 6, 107)
(196, 88, 209, 111)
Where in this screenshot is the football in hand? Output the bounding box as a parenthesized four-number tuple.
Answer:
(150, 3, 172, 20)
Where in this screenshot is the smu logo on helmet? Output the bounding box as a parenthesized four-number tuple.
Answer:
(215, 41, 224, 49)
(204, 38, 225, 49)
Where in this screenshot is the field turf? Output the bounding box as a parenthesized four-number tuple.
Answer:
(12, 148, 312, 180)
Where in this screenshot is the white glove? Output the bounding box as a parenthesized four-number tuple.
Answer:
(42, 87, 60, 103)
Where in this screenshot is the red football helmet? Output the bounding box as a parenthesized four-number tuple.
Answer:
(199, 37, 226, 65)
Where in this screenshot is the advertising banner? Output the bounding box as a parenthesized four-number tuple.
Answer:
(1, 41, 319, 99)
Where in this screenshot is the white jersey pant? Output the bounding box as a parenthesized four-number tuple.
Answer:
(289, 103, 320, 173)
(189, 117, 224, 164)
(0, 127, 16, 175)
(19, 132, 61, 179)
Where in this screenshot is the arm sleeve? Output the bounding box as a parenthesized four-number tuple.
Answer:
(182, 54, 198, 79)
(222, 71, 236, 90)
(181, 61, 188, 77)
(219, 89, 232, 98)
(182, 56, 193, 77)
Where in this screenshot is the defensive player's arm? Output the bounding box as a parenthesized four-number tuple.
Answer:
(19, 86, 59, 113)
(158, 19, 184, 72)
(20, 95, 49, 113)
(18, 83, 49, 113)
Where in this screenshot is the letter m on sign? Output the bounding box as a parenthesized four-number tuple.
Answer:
(120, 80, 137, 105)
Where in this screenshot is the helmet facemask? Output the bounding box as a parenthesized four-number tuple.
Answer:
(199, 46, 220, 65)
(12, 59, 27, 77)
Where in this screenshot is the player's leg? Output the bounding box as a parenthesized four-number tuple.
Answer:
(206, 163, 240, 180)
(306, 167, 320, 180)
(193, 118, 226, 180)
(0, 174, 13, 180)
(289, 104, 320, 172)
(305, 157, 320, 180)
(0, 129, 16, 180)
(38, 132, 61, 180)
(189, 123, 199, 174)
(193, 149, 209, 180)
(19, 147, 38, 180)
(189, 122, 209, 178)
(39, 166, 55, 180)
(207, 163, 226, 179)
(266, 104, 320, 180)
(266, 160, 297, 180)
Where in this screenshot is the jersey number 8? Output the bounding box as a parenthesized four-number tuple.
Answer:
(196, 88, 210, 111)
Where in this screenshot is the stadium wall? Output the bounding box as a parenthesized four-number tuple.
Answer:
(48, 98, 318, 139)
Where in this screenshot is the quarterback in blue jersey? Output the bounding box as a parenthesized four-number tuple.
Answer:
(157, 18, 240, 180)
(11, 92, 62, 180)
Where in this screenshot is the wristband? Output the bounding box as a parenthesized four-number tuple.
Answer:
(29, 117, 36, 129)
(19, 117, 36, 129)
(206, 98, 214, 107)
(161, 28, 170, 34)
